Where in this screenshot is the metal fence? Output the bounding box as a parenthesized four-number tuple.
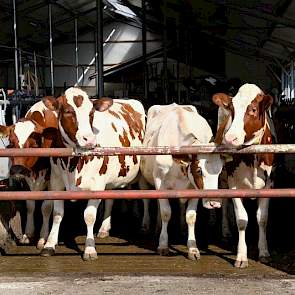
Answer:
(0, 144, 295, 200)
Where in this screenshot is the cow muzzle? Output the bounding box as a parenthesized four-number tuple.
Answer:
(10, 165, 30, 179)
(78, 133, 96, 149)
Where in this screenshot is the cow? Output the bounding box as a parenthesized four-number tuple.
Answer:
(0, 100, 58, 248)
(212, 83, 275, 268)
(140, 103, 223, 260)
(40, 87, 145, 260)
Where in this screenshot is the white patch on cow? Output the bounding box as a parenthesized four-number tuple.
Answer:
(64, 87, 95, 147)
(224, 83, 263, 145)
(14, 121, 35, 148)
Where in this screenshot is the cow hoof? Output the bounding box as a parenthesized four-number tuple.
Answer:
(83, 252, 98, 261)
(234, 260, 249, 268)
(259, 256, 271, 264)
(40, 247, 55, 257)
(97, 231, 109, 239)
(36, 238, 46, 250)
(188, 249, 201, 261)
(157, 247, 170, 256)
(140, 225, 150, 234)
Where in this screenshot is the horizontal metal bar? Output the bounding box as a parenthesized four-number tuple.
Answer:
(0, 189, 295, 200)
(1, 145, 295, 157)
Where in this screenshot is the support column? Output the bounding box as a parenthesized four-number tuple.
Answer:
(48, 2, 54, 96)
(95, 0, 104, 98)
(12, 0, 19, 91)
(163, 0, 168, 104)
(75, 18, 79, 86)
(142, 0, 148, 100)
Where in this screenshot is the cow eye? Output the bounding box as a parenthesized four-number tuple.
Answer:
(195, 167, 202, 176)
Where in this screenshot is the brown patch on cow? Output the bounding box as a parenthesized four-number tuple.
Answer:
(183, 107, 193, 112)
(257, 125, 274, 167)
(215, 115, 230, 145)
(119, 129, 130, 147)
(99, 156, 109, 175)
(27, 111, 45, 127)
(173, 154, 190, 165)
(118, 103, 144, 143)
(93, 97, 113, 112)
(42, 96, 59, 111)
(111, 123, 117, 132)
(118, 154, 127, 177)
(190, 156, 204, 189)
(76, 155, 95, 173)
(108, 110, 121, 119)
(59, 96, 78, 143)
(73, 95, 84, 108)
(76, 176, 82, 186)
(132, 155, 138, 165)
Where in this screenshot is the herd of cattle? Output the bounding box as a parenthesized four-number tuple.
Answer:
(0, 83, 276, 268)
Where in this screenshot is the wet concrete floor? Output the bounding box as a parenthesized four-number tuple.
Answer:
(0, 236, 291, 278)
(0, 236, 294, 294)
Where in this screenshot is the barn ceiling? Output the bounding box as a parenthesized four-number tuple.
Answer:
(0, 0, 294, 66)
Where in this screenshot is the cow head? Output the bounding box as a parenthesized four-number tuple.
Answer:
(43, 87, 96, 148)
(190, 152, 223, 209)
(0, 119, 46, 179)
(213, 83, 273, 146)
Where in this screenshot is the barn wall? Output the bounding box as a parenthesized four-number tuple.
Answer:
(43, 22, 162, 91)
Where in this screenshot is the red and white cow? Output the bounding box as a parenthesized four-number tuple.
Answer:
(140, 103, 223, 260)
(0, 100, 58, 248)
(213, 83, 275, 268)
(40, 87, 145, 260)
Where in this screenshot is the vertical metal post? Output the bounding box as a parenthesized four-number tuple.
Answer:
(142, 0, 148, 100)
(75, 18, 79, 86)
(163, 0, 168, 104)
(176, 18, 180, 104)
(48, 2, 54, 96)
(291, 60, 294, 100)
(12, 0, 19, 91)
(96, 0, 104, 97)
(34, 51, 39, 96)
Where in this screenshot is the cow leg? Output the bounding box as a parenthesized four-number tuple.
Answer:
(186, 199, 200, 260)
(20, 200, 35, 244)
(37, 200, 53, 250)
(97, 199, 114, 238)
(40, 200, 64, 256)
(257, 197, 270, 263)
(179, 201, 186, 239)
(138, 176, 151, 233)
(141, 199, 151, 233)
(221, 198, 232, 243)
(157, 199, 171, 255)
(84, 199, 102, 260)
(232, 197, 248, 268)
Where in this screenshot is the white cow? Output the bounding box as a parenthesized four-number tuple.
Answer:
(40, 88, 145, 260)
(140, 103, 223, 260)
(213, 83, 275, 268)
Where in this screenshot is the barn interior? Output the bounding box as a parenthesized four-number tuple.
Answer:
(0, 0, 295, 275)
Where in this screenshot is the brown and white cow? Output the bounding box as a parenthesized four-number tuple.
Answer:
(40, 87, 145, 260)
(140, 103, 223, 260)
(0, 100, 58, 248)
(213, 83, 275, 268)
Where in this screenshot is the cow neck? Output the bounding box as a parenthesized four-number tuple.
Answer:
(243, 112, 269, 146)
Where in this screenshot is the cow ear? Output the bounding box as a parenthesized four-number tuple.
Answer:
(259, 94, 273, 111)
(42, 96, 59, 111)
(0, 125, 13, 138)
(93, 97, 113, 112)
(212, 93, 232, 109)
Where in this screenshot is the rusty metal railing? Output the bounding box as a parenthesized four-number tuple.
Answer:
(0, 144, 295, 157)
